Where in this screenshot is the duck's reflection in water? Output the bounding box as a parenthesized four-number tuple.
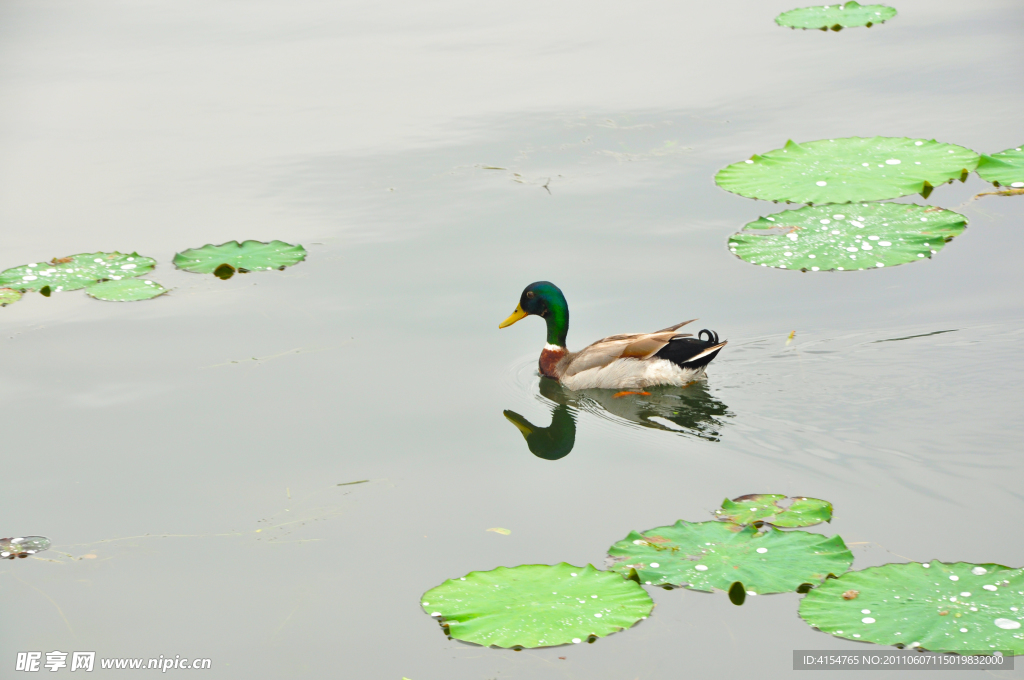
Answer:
(504, 377, 731, 460)
(503, 405, 577, 460)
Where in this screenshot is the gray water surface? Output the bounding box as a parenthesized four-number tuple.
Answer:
(2, 0, 1023, 677)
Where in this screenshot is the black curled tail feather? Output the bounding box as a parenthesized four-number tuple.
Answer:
(654, 329, 725, 369)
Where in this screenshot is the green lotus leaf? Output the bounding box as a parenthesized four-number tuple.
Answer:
(776, 2, 897, 30)
(420, 563, 652, 648)
(715, 137, 979, 204)
(799, 561, 1024, 655)
(85, 278, 168, 302)
(728, 203, 967, 272)
(172, 240, 307, 276)
(715, 494, 833, 527)
(0, 252, 156, 293)
(606, 521, 853, 594)
(976, 146, 1024, 188)
(0, 288, 21, 307)
(0, 536, 51, 559)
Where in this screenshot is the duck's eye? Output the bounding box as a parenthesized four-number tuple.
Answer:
(526, 291, 535, 299)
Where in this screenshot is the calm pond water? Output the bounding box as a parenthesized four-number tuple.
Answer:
(2, 0, 1023, 677)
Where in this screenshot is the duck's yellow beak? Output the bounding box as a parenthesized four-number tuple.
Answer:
(499, 304, 528, 329)
(503, 410, 534, 437)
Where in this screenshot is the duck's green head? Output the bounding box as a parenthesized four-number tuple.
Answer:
(498, 281, 569, 347)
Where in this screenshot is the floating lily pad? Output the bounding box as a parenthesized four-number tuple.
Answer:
(728, 203, 967, 272)
(85, 278, 168, 302)
(421, 563, 653, 648)
(172, 240, 307, 278)
(776, 2, 896, 31)
(715, 137, 979, 204)
(606, 521, 852, 594)
(0, 288, 21, 307)
(0, 536, 51, 559)
(799, 561, 1024, 655)
(0, 253, 156, 293)
(715, 494, 832, 527)
(977, 146, 1024, 188)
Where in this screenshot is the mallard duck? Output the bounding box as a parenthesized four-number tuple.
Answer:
(499, 281, 726, 390)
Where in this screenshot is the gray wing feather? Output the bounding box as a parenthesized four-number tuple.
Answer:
(564, 322, 698, 377)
